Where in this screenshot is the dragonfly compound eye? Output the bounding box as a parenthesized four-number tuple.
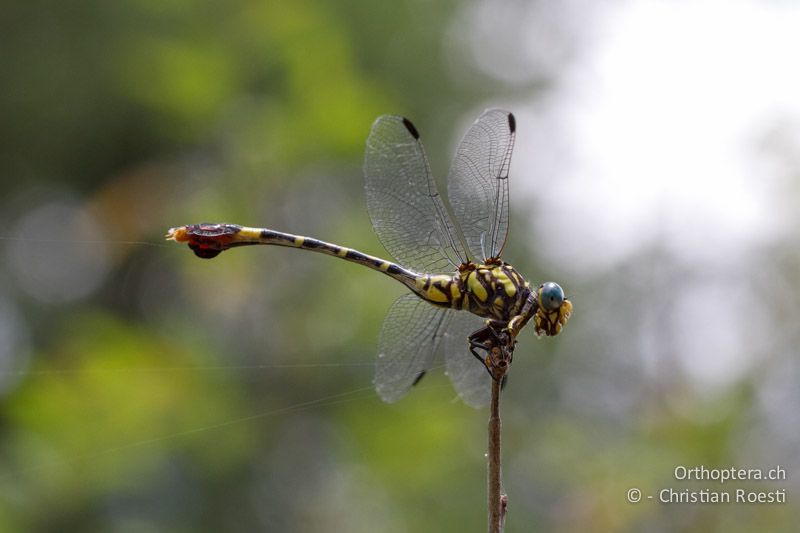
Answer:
(538, 282, 565, 312)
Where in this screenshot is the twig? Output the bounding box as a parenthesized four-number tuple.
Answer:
(473, 324, 514, 532)
(488, 375, 505, 533)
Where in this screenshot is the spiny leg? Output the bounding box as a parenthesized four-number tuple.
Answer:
(469, 325, 497, 366)
(469, 321, 514, 382)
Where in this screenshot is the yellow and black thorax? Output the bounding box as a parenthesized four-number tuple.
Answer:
(414, 262, 531, 322)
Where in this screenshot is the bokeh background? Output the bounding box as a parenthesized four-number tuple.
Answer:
(2, 0, 799, 531)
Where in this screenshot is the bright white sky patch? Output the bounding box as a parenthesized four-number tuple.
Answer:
(515, 0, 800, 273)
(479, 0, 800, 393)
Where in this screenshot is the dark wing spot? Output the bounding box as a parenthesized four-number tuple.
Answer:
(402, 117, 420, 139)
(412, 371, 426, 386)
(507, 113, 516, 133)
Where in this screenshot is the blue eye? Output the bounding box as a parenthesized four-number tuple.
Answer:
(538, 282, 565, 312)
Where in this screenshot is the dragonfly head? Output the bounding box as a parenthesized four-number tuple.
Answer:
(533, 282, 572, 337)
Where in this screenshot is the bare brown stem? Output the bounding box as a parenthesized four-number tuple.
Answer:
(488, 376, 506, 533)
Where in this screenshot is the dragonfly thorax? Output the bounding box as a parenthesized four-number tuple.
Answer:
(415, 262, 532, 322)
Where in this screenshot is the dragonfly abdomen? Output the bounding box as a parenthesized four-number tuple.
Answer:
(167, 223, 421, 290)
(413, 274, 465, 308)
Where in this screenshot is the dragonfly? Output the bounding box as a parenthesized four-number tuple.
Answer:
(167, 109, 572, 407)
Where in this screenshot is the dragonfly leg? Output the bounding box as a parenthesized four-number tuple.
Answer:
(468, 339, 494, 379)
(468, 322, 501, 365)
(469, 321, 515, 381)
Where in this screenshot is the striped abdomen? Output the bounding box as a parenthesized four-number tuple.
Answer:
(167, 223, 422, 291)
(167, 224, 532, 323)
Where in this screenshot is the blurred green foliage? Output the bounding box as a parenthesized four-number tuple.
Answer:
(0, 1, 797, 532)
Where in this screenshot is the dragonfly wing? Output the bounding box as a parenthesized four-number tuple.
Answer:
(447, 109, 516, 262)
(444, 311, 491, 408)
(374, 294, 452, 403)
(365, 115, 469, 273)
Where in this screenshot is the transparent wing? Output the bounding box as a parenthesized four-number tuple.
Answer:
(444, 312, 491, 408)
(374, 294, 452, 403)
(447, 109, 516, 262)
(365, 115, 468, 273)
